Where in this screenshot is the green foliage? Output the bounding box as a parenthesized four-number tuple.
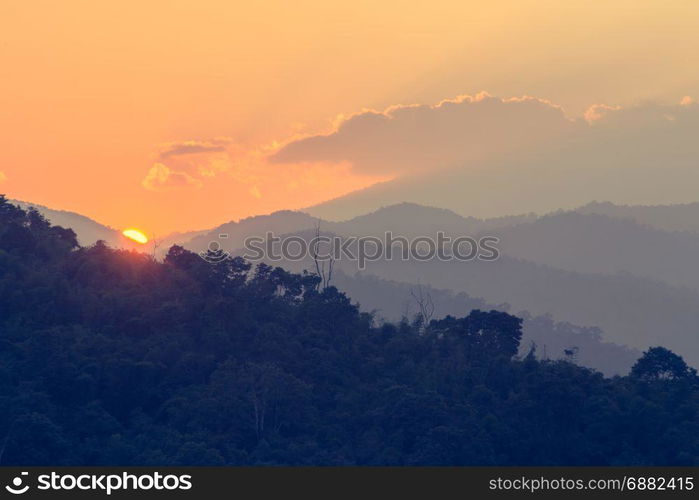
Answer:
(1, 196, 698, 465)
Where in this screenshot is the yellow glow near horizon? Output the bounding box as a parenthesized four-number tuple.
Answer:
(122, 229, 149, 244)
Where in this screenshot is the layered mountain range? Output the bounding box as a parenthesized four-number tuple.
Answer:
(18, 198, 699, 373)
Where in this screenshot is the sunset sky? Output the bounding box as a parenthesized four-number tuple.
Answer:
(2, 1, 699, 235)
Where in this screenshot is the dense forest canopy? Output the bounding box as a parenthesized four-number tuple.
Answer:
(1, 196, 698, 465)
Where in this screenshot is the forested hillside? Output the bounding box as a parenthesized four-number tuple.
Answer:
(1, 196, 698, 465)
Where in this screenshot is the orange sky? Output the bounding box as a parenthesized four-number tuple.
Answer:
(1, 1, 698, 235)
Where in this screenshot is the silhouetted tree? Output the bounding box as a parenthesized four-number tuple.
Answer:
(631, 346, 697, 381)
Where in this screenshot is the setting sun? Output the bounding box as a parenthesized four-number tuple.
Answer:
(122, 228, 149, 244)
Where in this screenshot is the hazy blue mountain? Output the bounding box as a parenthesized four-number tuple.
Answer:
(350, 251, 699, 364)
(577, 200, 699, 233)
(340, 203, 482, 236)
(183, 210, 322, 254)
(193, 196, 699, 257)
(183, 202, 536, 254)
(304, 161, 699, 222)
(187, 200, 699, 290)
(489, 211, 699, 290)
(331, 271, 639, 375)
(224, 226, 699, 366)
(338, 202, 537, 237)
(155, 229, 210, 252)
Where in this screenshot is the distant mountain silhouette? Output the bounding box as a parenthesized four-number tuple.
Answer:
(577, 200, 699, 233)
(182, 202, 536, 254)
(12, 199, 207, 251)
(186, 201, 699, 290)
(182, 210, 322, 253)
(489, 211, 699, 290)
(155, 229, 209, 252)
(331, 271, 639, 375)
(336, 202, 536, 237)
(11, 199, 122, 247)
(19, 199, 699, 367)
(304, 162, 699, 222)
(342, 203, 482, 236)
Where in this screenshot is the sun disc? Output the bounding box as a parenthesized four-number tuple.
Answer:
(122, 228, 149, 244)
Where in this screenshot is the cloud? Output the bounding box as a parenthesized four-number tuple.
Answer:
(141, 163, 203, 191)
(583, 104, 621, 123)
(142, 139, 236, 191)
(0, 171, 6, 183)
(158, 138, 233, 160)
(585, 100, 699, 128)
(272, 93, 581, 175)
(139, 136, 381, 207)
(140, 93, 699, 219)
(303, 95, 699, 219)
(272, 93, 699, 190)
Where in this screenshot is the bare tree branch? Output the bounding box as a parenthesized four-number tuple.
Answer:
(311, 219, 335, 291)
(410, 283, 435, 330)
